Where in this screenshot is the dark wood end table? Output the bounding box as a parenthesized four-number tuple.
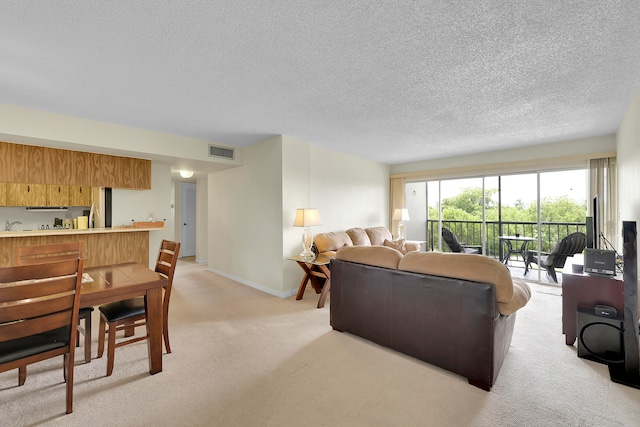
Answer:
(289, 254, 332, 308)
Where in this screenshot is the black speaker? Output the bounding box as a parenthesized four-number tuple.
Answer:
(577, 306, 623, 365)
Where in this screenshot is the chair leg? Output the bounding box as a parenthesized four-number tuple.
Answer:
(97, 317, 106, 358)
(106, 321, 116, 376)
(65, 353, 73, 414)
(548, 267, 558, 283)
(84, 313, 92, 363)
(18, 366, 26, 386)
(163, 307, 171, 354)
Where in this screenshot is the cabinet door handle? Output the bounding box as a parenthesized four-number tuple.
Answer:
(27, 185, 30, 193)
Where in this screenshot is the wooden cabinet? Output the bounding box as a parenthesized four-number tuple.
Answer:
(45, 148, 75, 185)
(7, 183, 47, 206)
(0, 183, 6, 206)
(0, 141, 152, 190)
(116, 156, 152, 190)
(69, 186, 92, 207)
(47, 185, 70, 206)
(9, 144, 46, 184)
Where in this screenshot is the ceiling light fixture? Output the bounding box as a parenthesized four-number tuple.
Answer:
(179, 170, 194, 178)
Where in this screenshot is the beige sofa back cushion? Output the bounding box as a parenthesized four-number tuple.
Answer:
(314, 231, 353, 254)
(346, 228, 372, 246)
(336, 245, 403, 270)
(398, 251, 516, 305)
(365, 226, 393, 246)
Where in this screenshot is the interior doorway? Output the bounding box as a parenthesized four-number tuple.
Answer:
(180, 182, 197, 258)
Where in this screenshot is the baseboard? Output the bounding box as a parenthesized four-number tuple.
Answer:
(207, 267, 298, 299)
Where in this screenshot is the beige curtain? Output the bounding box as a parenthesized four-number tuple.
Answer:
(389, 177, 406, 237)
(589, 157, 618, 250)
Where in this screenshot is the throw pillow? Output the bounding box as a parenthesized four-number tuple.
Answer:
(384, 238, 407, 254)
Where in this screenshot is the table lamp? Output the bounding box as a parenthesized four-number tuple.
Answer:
(392, 208, 410, 239)
(293, 208, 322, 261)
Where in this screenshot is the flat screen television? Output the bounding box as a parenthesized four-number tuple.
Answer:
(586, 216, 594, 249)
(592, 195, 600, 249)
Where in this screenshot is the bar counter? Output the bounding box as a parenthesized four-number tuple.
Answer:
(0, 227, 164, 267)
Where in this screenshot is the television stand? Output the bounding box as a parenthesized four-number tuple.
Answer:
(561, 255, 623, 346)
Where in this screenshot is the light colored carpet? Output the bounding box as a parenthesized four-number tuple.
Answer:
(2, 260, 640, 426)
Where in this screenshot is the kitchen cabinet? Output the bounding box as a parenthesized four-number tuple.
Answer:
(7, 183, 47, 206)
(1, 144, 45, 184)
(69, 186, 92, 206)
(0, 183, 6, 206)
(45, 148, 75, 185)
(0, 141, 152, 190)
(47, 184, 70, 206)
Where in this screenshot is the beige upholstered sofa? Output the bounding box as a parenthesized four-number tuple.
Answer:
(330, 245, 532, 390)
(313, 226, 420, 257)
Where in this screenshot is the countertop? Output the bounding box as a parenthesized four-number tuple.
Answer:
(0, 226, 165, 238)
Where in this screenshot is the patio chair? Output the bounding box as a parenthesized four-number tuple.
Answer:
(441, 227, 482, 254)
(524, 232, 586, 283)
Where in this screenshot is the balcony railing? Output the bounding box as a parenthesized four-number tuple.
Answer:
(425, 219, 587, 260)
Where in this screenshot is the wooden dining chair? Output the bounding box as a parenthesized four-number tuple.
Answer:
(15, 242, 93, 364)
(97, 240, 180, 376)
(0, 258, 85, 414)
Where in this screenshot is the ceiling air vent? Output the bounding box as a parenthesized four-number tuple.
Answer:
(209, 144, 235, 160)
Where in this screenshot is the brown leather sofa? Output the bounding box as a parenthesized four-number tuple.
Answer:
(329, 246, 532, 391)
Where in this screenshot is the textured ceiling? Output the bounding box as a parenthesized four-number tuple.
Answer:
(1, 1, 639, 165)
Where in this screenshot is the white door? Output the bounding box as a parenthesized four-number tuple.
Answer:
(181, 183, 197, 257)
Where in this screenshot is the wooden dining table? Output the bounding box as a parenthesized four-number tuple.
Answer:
(80, 262, 167, 375)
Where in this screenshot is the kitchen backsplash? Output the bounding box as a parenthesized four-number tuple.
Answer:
(1, 206, 91, 231)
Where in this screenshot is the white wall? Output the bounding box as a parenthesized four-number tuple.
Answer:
(0, 103, 241, 170)
(112, 162, 174, 267)
(209, 136, 389, 297)
(195, 176, 208, 263)
(617, 86, 640, 277)
(209, 137, 285, 295)
(390, 135, 616, 175)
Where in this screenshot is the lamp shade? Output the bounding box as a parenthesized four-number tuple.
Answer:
(293, 208, 322, 227)
(392, 208, 410, 221)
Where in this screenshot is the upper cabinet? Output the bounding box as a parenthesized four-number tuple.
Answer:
(69, 185, 92, 207)
(0, 144, 45, 184)
(0, 183, 6, 206)
(7, 183, 47, 207)
(0, 141, 151, 190)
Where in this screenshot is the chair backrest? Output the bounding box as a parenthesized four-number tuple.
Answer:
(0, 258, 84, 367)
(547, 232, 587, 268)
(155, 240, 181, 306)
(441, 227, 464, 253)
(15, 242, 84, 266)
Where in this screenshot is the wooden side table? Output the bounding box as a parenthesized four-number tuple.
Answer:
(289, 254, 332, 308)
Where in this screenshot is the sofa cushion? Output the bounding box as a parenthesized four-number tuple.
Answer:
(404, 241, 421, 252)
(336, 245, 402, 270)
(365, 226, 393, 246)
(384, 238, 407, 254)
(346, 228, 372, 246)
(314, 231, 353, 254)
(398, 251, 530, 314)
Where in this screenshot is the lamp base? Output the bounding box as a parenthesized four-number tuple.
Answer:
(300, 249, 316, 262)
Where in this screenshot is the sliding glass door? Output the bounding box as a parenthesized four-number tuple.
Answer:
(404, 167, 587, 284)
